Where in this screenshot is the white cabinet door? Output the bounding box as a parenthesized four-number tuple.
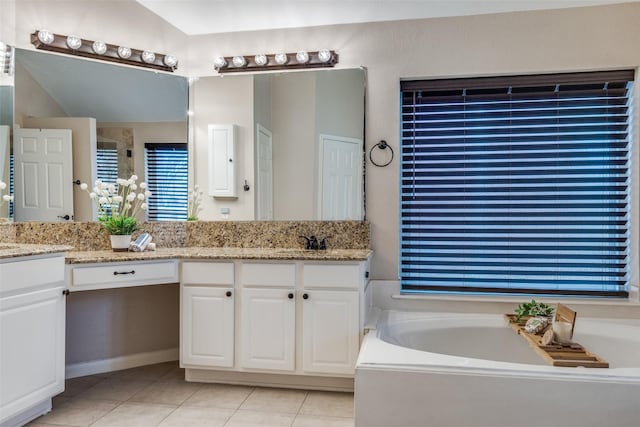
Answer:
(182, 286, 234, 368)
(208, 124, 237, 198)
(301, 290, 359, 375)
(0, 286, 65, 424)
(240, 288, 295, 371)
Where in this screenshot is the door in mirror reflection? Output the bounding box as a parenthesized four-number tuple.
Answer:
(13, 128, 73, 221)
(319, 134, 363, 220)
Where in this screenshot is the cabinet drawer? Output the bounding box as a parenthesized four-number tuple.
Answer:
(241, 263, 295, 287)
(0, 255, 65, 295)
(182, 262, 234, 285)
(302, 263, 362, 289)
(71, 260, 178, 291)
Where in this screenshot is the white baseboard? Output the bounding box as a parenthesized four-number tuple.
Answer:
(65, 348, 179, 379)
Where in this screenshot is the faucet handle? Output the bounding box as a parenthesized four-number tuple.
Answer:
(309, 235, 319, 250)
(299, 235, 311, 250)
(319, 237, 330, 250)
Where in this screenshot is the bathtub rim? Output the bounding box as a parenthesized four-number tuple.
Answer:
(356, 310, 640, 384)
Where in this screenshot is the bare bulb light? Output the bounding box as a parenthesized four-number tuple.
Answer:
(274, 53, 288, 65)
(37, 30, 55, 45)
(232, 56, 246, 67)
(92, 41, 107, 55)
(254, 54, 268, 66)
(141, 50, 156, 63)
(163, 55, 178, 67)
(214, 56, 227, 68)
(66, 35, 82, 50)
(295, 51, 309, 63)
(318, 49, 332, 63)
(117, 46, 132, 59)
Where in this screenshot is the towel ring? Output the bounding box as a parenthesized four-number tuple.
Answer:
(369, 140, 394, 167)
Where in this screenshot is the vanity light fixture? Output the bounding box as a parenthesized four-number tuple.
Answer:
(30, 30, 178, 72)
(214, 49, 338, 73)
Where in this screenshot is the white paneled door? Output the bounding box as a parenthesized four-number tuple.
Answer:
(13, 128, 73, 222)
(319, 134, 363, 220)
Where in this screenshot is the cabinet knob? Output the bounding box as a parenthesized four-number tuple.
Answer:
(288, 292, 294, 299)
(62, 289, 70, 296)
(302, 293, 309, 300)
(226, 291, 232, 297)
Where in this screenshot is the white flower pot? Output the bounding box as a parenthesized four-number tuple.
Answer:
(110, 234, 132, 252)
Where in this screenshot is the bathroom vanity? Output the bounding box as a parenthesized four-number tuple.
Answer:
(0, 245, 70, 427)
(63, 247, 371, 391)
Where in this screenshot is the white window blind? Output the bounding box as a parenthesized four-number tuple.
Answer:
(96, 147, 118, 184)
(144, 143, 188, 221)
(400, 70, 634, 297)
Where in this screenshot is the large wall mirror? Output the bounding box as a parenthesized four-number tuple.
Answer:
(192, 68, 366, 221)
(11, 48, 188, 222)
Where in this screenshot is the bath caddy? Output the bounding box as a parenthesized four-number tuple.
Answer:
(504, 314, 609, 368)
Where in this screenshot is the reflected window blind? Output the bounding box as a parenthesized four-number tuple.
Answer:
(400, 70, 634, 297)
(144, 143, 188, 221)
(96, 147, 118, 184)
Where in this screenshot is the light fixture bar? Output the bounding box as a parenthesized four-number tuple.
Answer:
(215, 50, 338, 73)
(30, 30, 178, 72)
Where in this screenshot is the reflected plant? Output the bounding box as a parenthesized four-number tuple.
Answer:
(187, 184, 203, 221)
(0, 181, 12, 207)
(80, 175, 152, 235)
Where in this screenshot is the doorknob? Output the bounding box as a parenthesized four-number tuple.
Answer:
(57, 214, 71, 221)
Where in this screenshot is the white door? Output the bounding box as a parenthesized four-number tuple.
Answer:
(318, 134, 363, 220)
(13, 128, 74, 222)
(208, 124, 237, 197)
(182, 286, 234, 368)
(240, 288, 295, 371)
(0, 286, 65, 423)
(256, 124, 273, 220)
(302, 290, 359, 375)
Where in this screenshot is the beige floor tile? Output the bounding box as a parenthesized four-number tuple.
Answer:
(240, 387, 307, 414)
(292, 415, 355, 427)
(299, 391, 354, 418)
(34, 398, 118, 427)
(81, 378, 154, 401)
(182, 383, 254, 409)
(90, 402, 176, 427)
(224, 409, 295, 427)
(58, 375, 104, 398)
(159, 367, 186, 381)
(157, 406, 234, 427)
(129, 380, 203, 405)
(109, 361, 177, 380)
(27, 423, 77, 427)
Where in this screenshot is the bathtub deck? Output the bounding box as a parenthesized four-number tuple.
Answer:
(504, 314, 609, 368)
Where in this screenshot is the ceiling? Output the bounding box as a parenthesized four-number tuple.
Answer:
(136, 0, 635, 36)
(17, 49, 188, 123)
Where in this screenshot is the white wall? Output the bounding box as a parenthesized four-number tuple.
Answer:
(192, 75, 255, 220)
(187, 2, 640, 280)
(10, 1, 640, 281)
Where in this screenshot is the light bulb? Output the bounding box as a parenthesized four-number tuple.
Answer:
(66, 35, 82, 50)
(214, 56, 227, 68)
(296, 51, 309, 64)
(232, 56, 246, 67)
(92, 41, 107, 55)
(254, 54, 268, 66)
(274, 53, 288, 65)
(318, 49, 332, 63)
(141, 50, 156, 63)
(37, 30, 54, 45)
(117, 46, 132, 59)
(163, 55, 178, 67)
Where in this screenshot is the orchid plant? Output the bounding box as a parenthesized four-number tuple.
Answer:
(80, 175, 151, 235)
(0, 180, 13, 207)
(187, 184, 203, 221)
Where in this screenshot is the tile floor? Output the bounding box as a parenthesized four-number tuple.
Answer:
(27, 361, 354, 427)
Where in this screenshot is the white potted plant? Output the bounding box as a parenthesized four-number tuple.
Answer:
(0, 180, 13, 223)
(80, 175, 151, 251)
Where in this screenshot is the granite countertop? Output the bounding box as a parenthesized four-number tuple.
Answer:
(65, 247, 373, 264)
(0, 243, 74, 260)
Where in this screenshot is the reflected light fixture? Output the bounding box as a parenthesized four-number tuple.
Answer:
(215, 49, 338, 73)
(30, 30, 178, 72)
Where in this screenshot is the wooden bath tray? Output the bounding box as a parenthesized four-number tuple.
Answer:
(504, 314, 609, 368)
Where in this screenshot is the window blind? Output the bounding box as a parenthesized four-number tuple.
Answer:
(400, 70, 634, 297)
(96, 147, 118, 184)
(144, 143, 188, 221)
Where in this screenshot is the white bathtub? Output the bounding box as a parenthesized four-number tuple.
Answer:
(355, 310, 640, 427)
